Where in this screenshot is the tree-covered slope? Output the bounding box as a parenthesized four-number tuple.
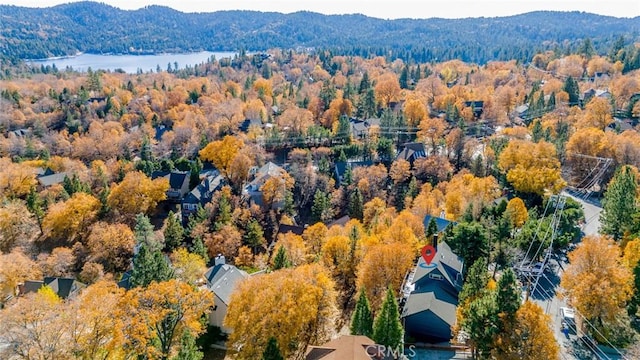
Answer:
(1, 1, 638, 62)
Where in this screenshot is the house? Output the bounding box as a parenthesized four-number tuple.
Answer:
(277, 223, 306, 237)
(152, 170, 191, 202)
(606, 118, 634, 133)
(464, 101, 484, 119)
(401, 241, 463, 343)
(239, 118, 263, 133)
(396, 142, 427, 164)
(204, 255, 249, 333)
(423, 215, 456, 235)
(581, 88, 611, 104)
(36, 171, 68, 188)
(333, 161, 373, 187)
(182, 172, 224, 220)
(242, 162, 287, 208)
(19, 277, 86, 299)
(514, 104, 529, 120)
(350, 119, 369, 139)
(305, 335, 388, 360)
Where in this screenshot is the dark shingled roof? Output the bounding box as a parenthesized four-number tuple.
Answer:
(37, 172, 68, 187)
(396, 142, 426, 162)
(423, 215, 455, 234)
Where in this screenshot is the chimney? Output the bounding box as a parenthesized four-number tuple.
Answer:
(214, 254, 226, 266)
(433, 233, 438, 252)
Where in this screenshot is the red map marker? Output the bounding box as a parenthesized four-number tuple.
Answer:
(421, 245, 436, 265)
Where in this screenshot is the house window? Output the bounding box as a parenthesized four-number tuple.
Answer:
(429, 273, 443, 281)
(183, 203, 197, 211)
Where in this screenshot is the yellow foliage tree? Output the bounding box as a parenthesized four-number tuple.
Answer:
(68, 280, 126, 360)
(272, 232, 308, 267)
(0, 250, 42, 298)
(43, 192, 100, 242)
(119, 279, 214, 359)
(198, 135, 244, 176)
(87, 222, 135, 273)
(560, 235, 633, 332)
(107, 171, 168, 218)
(0, 158, 38, 200)
(170, 248, 206, 285)
(374, 73, 401, 108)
(493, 301, 560, 360)
(303, 222, 329, 256)
(224, 263, 337, 359)
(498, 139, 565, 195)
(403, 98, 427, 127)
(357, 242, 415, 310)
(505, 197, 528, 228)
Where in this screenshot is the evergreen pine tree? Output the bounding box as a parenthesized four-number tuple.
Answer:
(215, 194, 232, 229)
(245, 219, 265, 253)
(600, 166, 638, 241)
(191, 236, 209, 264)
(164, 211, 184, 251)
(262, 337, 284, 360)
(531, 119, 544, 143)
(459, 258, 489, 302)
(312, 190, 331, 223)
(172, 331, 203, 360)
(372, 287, 404, 350)
(399, 65, 409, 89)
(272, 245, 290, 270)
(563, 77, 580, 106)
(129, 241, 174, 288)
(496, 268, 521, 320)
(359, 71, 370, 94)
(426, 217, 439, 241)
(348, 188, 364, 220)
(135, 213, 160, 251)
(26, 186, 44, 234)
(350, 288, 373, 337)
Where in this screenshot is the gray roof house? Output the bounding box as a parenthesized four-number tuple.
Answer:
(19, 277, 86, 299)
(396, 142, 427, 164)
(152, 170, 191, 202)
(182, 172, 224, 221)
(36, 172, 68, 188)
(242, 162, 287, 208)
(204, 255, 249, 333)
(401, 241, 463, 343)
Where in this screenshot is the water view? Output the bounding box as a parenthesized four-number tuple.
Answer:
(27, 51, 237, 73)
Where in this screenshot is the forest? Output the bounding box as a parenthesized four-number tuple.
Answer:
(1, 1, 640, 64)
(1, 41, 640, 359)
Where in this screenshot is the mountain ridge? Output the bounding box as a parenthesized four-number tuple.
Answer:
(1, 1, 639, 63)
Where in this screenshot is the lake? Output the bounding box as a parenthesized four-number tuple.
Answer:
(27, 51, 237, 73)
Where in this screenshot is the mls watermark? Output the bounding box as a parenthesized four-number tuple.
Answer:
(365, 344, 417, 359)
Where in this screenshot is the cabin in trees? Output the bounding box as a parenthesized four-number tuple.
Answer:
(242, 162, 287, 208)
(18, 277, 86, 300)
(396, 142, 427, 165)
(305, 335, 389, 360)
(204, 255, 249, 333)
(401, 241, 463, 343)
(333, 161, 373, 187)
(181, 172, 224, 221)
(463, 101, 484, 119)
(152, 170, 190, 202)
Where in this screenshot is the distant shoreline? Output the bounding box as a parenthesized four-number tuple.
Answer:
(25, 50, 240, 62)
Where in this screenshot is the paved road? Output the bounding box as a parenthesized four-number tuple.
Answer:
(531, 191, 628, 360)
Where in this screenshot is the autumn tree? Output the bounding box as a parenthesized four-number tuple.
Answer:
(0, 250, 42, 299)
(107, 171, 168, 218)
(68, 280, 126, 360)
(372, 287, 403, 350)
(224, 264, 337, 359)
(199, 135, 243, 176)
(0, 286, 70, 359)
(0, 199, 37, 252)
(560, 235, 633, 340)
(119, 279, 214, 359)
(374, 73, 401, 108)
(0, 158, 37, 200)
(43, 192, 101, 243)
(600, 165, 638, 241)
(493, 301, 560, 360)
(170, 248, 207, 285)
(498, 139, 565, 196)
(505, 197, 528, 228)
(357, 243, 414, 310)
(87, 222, 135, 272)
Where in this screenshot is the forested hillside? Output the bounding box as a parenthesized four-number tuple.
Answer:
(1, 1, 639, 63)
